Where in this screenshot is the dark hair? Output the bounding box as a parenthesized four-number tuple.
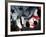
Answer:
(37, 7, 41, 17)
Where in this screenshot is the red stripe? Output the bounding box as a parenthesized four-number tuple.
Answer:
(32, 16, 40, 20)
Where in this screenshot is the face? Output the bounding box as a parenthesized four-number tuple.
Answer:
(28, 9, 40, 29)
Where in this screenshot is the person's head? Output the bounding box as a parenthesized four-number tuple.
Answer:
(28, 8, 41, 29)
